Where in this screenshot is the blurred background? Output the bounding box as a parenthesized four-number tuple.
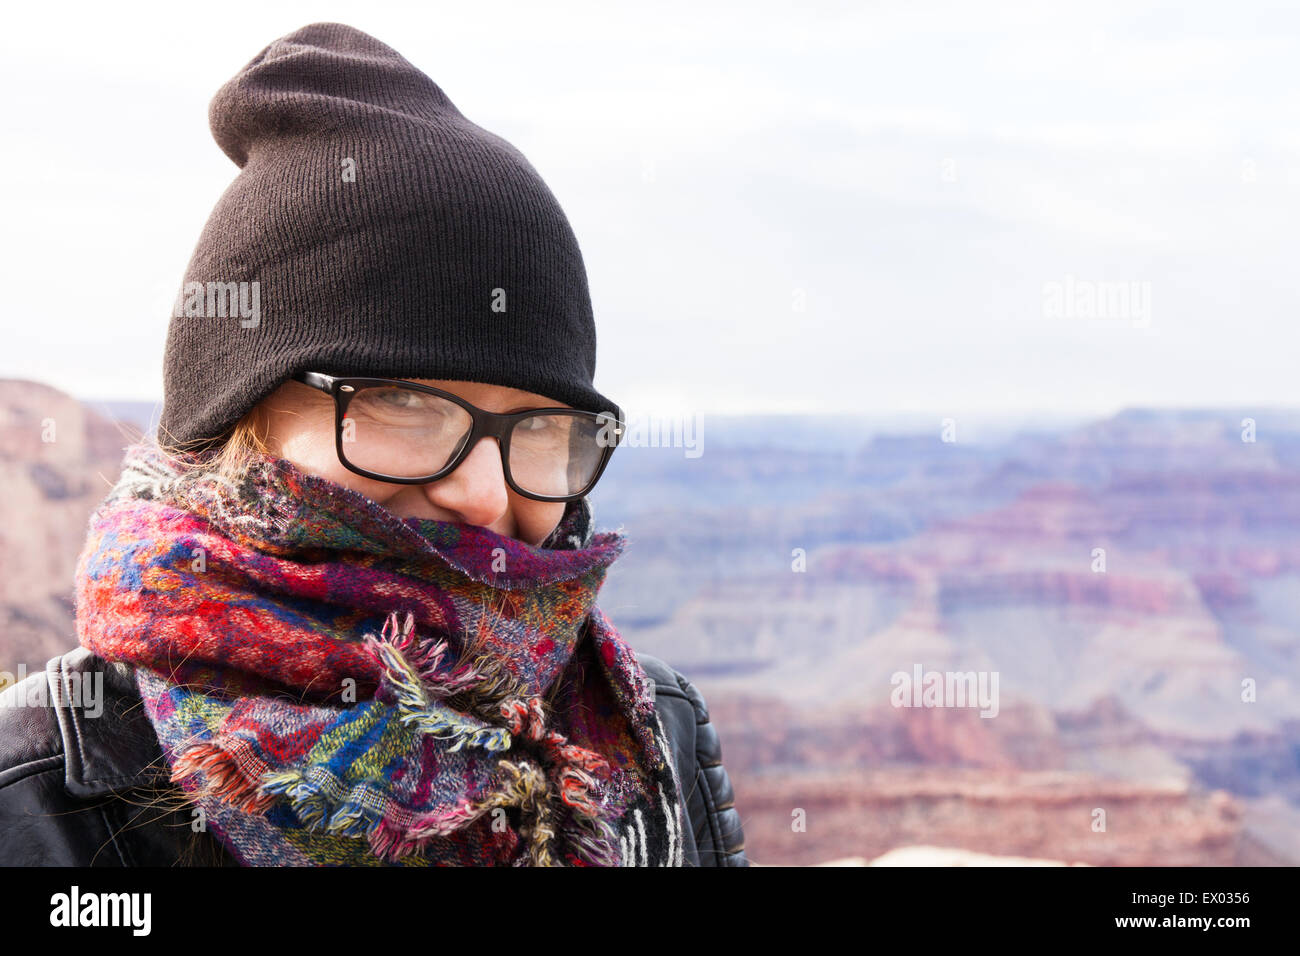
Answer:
(2, 0, 1298, 864)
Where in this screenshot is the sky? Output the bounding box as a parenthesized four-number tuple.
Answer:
(2, 0, 1298, 421)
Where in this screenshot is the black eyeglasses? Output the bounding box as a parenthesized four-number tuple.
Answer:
(292, 372, 625, 502)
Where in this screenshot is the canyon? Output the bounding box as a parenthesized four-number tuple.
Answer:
(2, 384, 1296, 865)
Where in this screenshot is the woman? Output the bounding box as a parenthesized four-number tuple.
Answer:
(0, 22, 746, 867)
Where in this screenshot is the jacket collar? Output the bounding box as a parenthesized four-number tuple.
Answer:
(48, 648, 170, 798)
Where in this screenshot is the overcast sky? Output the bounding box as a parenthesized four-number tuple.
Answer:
(2, 0, 1298, 420)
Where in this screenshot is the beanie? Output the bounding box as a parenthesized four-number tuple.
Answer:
(158, 22, 619, 452)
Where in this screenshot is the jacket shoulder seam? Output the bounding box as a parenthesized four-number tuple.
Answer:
(651, 685, 691, 701)
(671, 670, 710, 725)
(0, 754, 66, 790)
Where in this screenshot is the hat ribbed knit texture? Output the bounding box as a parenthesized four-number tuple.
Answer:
(160, 22, 617, 451)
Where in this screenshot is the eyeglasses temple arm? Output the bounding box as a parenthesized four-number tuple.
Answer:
(294, 371, 337, 393)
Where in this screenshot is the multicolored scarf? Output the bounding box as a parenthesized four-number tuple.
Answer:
(73, 441, 686, 866)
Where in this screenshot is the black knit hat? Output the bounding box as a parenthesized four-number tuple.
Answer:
(159, 22, 618, 452)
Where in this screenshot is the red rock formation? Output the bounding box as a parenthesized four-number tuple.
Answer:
(729, 767, 1284, 867)
(0, 379, 132, 671)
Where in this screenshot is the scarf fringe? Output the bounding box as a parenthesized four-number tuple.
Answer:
(171, 610, 632, 865)
(172, 741, 278, 814)
(367, 612, 513, 753)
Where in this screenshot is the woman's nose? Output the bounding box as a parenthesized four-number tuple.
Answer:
(419, 435, 510, 527)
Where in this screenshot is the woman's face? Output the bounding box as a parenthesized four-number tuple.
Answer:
(257, 377, 568, 547)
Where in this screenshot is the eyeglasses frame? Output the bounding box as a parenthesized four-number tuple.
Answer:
(291, 371, 625, 502)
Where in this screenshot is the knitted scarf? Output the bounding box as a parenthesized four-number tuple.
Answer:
(73, 442, 686, 867)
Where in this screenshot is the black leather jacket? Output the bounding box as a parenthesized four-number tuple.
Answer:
(0, 647, 747, 867)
